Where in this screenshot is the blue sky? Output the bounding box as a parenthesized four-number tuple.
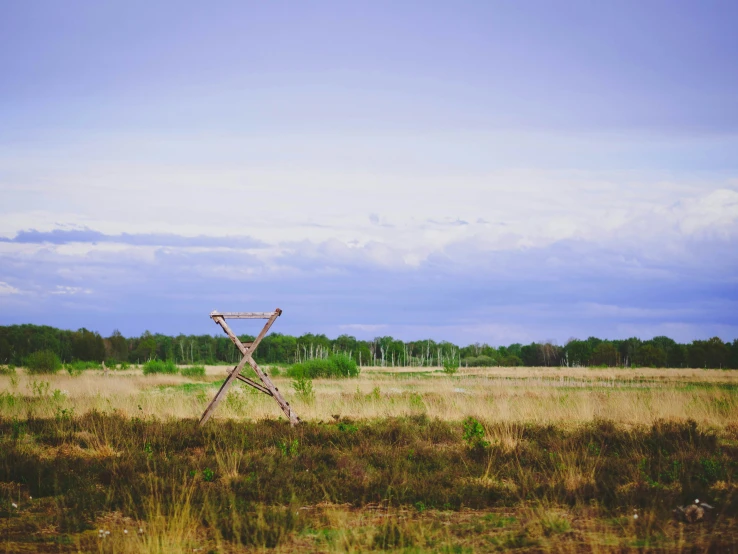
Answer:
(1, 1, 737, 344)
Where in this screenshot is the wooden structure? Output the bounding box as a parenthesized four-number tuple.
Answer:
(199, 309, 300, 426)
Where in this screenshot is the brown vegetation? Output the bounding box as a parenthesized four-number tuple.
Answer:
(0, 366, 736, 552)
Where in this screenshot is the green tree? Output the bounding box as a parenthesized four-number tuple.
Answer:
(688, 338, 729, 368)
(729, 339, 738, 369)
(591, 342, 619, 366)
(106, 329, 128, 362)
(132, 331, 157, 362)
(619, 337, 642, 367)
(71, 328, 105, 362)
(636, 344, 667, 367)
(565, 339, 592, 367)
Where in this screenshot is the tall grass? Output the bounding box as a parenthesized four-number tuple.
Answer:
(0, 415, 736, 551)
(2, 366, 738, 426)
(179, 365, 205, 378)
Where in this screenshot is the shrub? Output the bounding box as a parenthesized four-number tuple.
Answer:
(65, 360, 101, 372)
(0, 365, 16, 376)
(442, 361, 459, 375)
(180, 365, 206, 378)
(287, 354, 360, 379)
(66, 365, 81, 377)
(287, 358, 331, 378)
(330, 354, 360, 377)
(142, 359, 178, 375)
(462, 416, 489, 449)
(291, 375, 315, 403)
(463, 355, 495, 367)
(25, 350, 62, 374)
(118, 361, 131, 370)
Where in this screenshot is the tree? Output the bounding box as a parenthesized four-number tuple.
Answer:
(0, 337, 11, 364)
(520, 344, 538, 366)
(729, 339, 738, 370)
(688, 338, 729, 368)
(591, 342, 619, 366)
(705, 337, 729, 368)
(565, 339, 592, 367)
(106, 329, 128, 362)
(636, 344, 667, 367)
(71, 328, 105, 362)
(132, 331, 157, 362)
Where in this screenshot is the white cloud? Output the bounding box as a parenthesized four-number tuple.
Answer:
(50, 285, 92, 295)
(3, 130, 736, 261)
(0, 281, 20, 295)
(675, 189, 738, 238)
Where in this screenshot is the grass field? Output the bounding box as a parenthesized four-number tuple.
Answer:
(1, 365, 737, 552)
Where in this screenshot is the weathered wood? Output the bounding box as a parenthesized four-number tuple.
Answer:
(200, 308, 300, 426)
(215, 313, 300, 426)
(198, 346, 253, 426)
(236, 374, 273, 396)
(210, 311, 281, 319)
(213, 316, 257, 354)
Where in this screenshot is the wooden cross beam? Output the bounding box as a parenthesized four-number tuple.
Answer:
(198, 308, 300, 426)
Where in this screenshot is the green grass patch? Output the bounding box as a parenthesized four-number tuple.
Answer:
(382, 371, 437, 378)
(156, 381, 223, 393)
(679, 382, 738, 392)
(180, 365, 206, 378)
(64, 360, 102, 374)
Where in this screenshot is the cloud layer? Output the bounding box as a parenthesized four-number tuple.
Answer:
(1, 175, 736, 343)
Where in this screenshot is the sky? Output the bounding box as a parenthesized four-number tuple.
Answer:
(1, 0, 737, 345)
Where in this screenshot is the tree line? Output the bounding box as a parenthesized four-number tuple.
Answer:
(1, 324, 737, 369)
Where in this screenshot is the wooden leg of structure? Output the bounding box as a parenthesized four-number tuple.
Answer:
(198, 309, 301, 427)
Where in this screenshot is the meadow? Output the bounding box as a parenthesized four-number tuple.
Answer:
(1, 364, 737, 552)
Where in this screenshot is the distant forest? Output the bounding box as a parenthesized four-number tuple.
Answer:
(1, 324, 737, 369)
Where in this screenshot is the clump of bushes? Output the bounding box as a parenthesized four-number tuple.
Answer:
(180, 365, 206, 378)
(64, 360, 102, 372)
(462, 355, 496, 367)
(25, 350, 62, 374)
(287, 354, 360, 378)
(142, 359, 178, 375)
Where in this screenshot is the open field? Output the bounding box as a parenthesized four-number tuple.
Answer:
(1, 366, 737, 552)
(2, 365, 737, 427)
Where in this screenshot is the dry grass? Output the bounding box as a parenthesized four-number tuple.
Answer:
(2, 364, 736, 551)
(2, 365, 736, 428)
(2, 413, 736, 552)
